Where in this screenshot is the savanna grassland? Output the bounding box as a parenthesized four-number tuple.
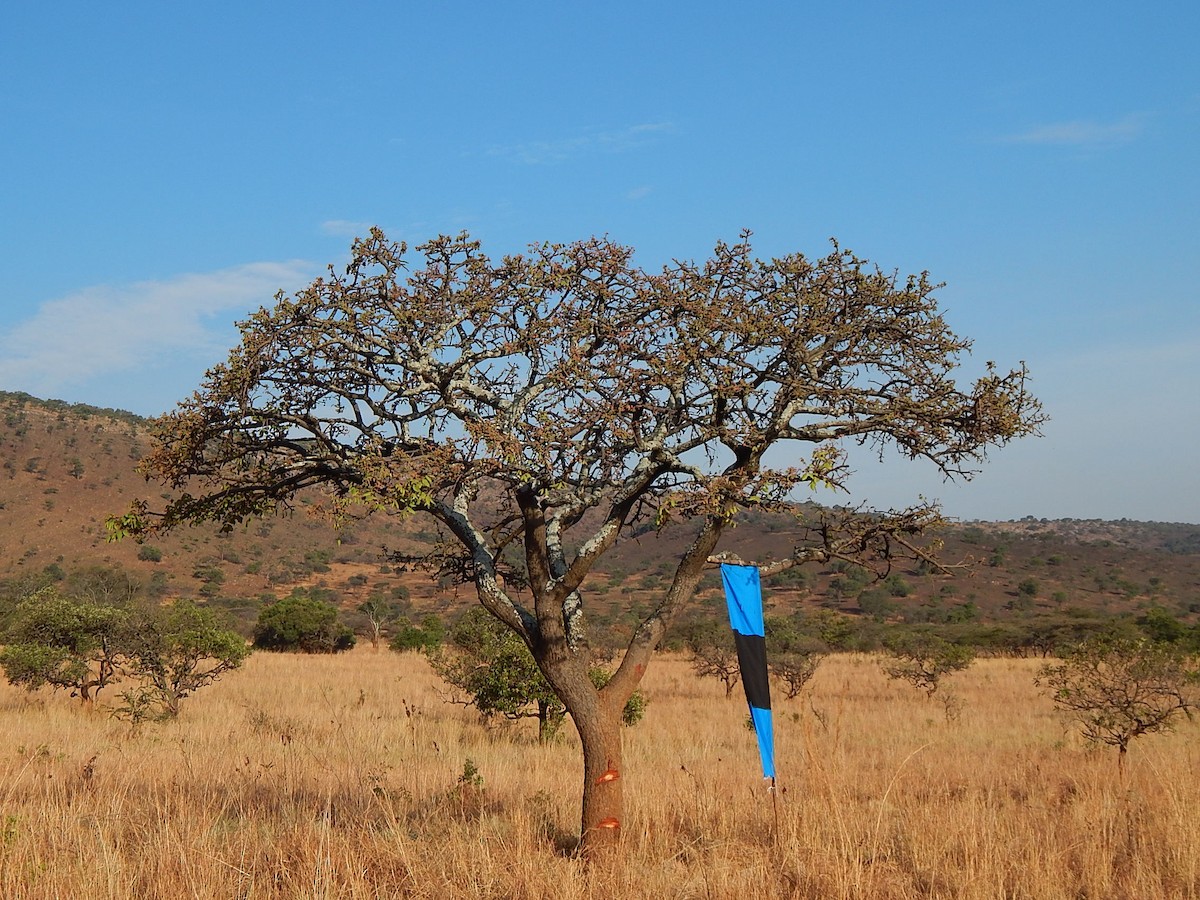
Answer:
(1, 649, 1197, 899)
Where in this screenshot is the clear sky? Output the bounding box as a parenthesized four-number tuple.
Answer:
(1, 2, 1197, 523)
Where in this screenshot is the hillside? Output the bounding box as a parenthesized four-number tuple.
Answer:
(2, 390, 1198, 639)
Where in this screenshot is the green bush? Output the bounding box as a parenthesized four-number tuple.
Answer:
(253, 591, 355, 653)
(389, 614, 445, 653)
(430, 607, 646, 741)
(137, 545, 163, 563)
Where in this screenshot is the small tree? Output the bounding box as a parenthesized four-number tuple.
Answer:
(1037, 637, 1197, 773)
(121, 599, 250, 719)
(357, 596, 404, 650)
(0, 586, 129, 703)
(765, 616, 826, 699)
(684, 619, 741, 698)
(882, 632, 974, 697)
(253, 591, 355, 653)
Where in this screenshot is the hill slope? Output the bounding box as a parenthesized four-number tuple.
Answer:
(2, 391, 1198, 637)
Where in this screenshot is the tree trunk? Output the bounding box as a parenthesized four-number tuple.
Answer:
(573, 699, 625, 857)
(538, 650, 627, 857)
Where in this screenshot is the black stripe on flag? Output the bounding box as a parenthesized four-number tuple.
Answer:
(733, 632, 771, 711)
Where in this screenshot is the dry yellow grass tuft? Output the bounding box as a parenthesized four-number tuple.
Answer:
(0, 648, 1197, 898)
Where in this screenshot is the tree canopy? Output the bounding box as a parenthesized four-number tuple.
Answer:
(113, 229, 1043, 852)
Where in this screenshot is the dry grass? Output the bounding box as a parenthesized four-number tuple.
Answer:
(0, 648, 1197, 898)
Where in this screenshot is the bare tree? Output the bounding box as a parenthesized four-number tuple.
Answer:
(110, 229, 1042, 854)
(764, 615, 826, 699)
(684, 619, 741, 698)
(771, 652, 824, 700)
(357, 597, 402, 650)
(882, 632, 975, 697)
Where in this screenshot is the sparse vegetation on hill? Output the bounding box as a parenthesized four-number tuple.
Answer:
(1, 389, 1198, 657)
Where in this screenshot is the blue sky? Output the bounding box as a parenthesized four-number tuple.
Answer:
(1, 2, 1197, 523)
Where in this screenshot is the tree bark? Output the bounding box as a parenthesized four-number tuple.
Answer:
(538, 650, 626, 857)
(573, 696, 625, 856)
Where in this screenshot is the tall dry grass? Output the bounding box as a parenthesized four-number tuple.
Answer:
(0, 647, 1197, 898)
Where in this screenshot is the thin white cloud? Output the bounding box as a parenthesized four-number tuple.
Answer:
(488, 121, 676, 165)
(1002, 113, 1148, 146)
(321, 219, 377, 239)
(626, 185, 653, 201)
(0, 261, 314, 397)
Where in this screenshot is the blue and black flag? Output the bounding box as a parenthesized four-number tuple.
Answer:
(720, 563, 776, 781)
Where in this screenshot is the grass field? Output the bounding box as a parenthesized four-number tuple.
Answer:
(0, 647, 1197, 898)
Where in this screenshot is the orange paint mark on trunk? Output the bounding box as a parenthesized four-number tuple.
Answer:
(596, 817, 620, 829)
(595, 768, 620, 784)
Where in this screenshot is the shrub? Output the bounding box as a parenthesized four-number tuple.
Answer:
(253, 591, 355, 653)
(430, 607, 646, 741)
(882, 631, 974, 696)
(388, 614, 445, 653)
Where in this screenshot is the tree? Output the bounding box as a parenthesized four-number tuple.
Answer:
(1037, 637, 1197, 774)
(111, 229, 1042, 854)
(0, 587, 247, 716)
(857, 587, 897, 621)
(357, 596, 404, 650)
(252, 591, 356, 653)
(764, 616, 826, 699)
(882, 631, 975, 696)
(120, 599, 250, 719)
(0, 586, 129, 703)
(1136, 606, 1187, 645)
(683, 619, 742, 698)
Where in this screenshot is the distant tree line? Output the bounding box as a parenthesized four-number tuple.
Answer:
(0, 390, 145, 426)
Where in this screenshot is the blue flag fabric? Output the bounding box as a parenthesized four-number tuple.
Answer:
(720, 563, 776, 780)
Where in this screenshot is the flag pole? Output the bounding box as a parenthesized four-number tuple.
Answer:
(769, 776, 780, 846)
